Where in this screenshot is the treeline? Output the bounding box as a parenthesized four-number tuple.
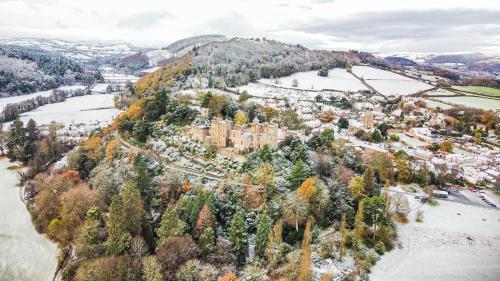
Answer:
(5, 118, 71, 180)
(1, 88, 90, 122)
(459, 76, 500, 89)
(0, 45, 99, 96)
(191, 38, 354, 88)
(113, 89, 197, 142)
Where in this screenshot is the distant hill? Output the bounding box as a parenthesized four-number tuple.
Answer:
(191, 37, 355, 87)
(119, 35, 227, 72)
(0, 44, 90, 96)
(164, 34, 227, 55)
(426, 53, 500, 74)
(384, 56, 417, 66)
(135, 37, 359, 94)
(0, 38, 142, 63)
(426, 53, 490, 65)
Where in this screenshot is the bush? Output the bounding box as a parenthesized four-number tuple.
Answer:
(200, 264, 219, 281)
(395, 212, 409, 224)
(416, 210, 424, 222)
(374, 241, 386, 255)
(157, 236, 199, 279)
(176, 259, 201, 281)
(320, 273, 333, 281)
(427, 198, 439, 206)
(318, 236, 335, 259)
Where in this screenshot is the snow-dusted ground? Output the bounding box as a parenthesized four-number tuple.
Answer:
(0, 158, 58, 281)
(423, 99, 454, 110)
(370, 192, 500, 281)
(102, 73, 140, 83)
(425, 88, 457, 96)
(233, 82, 347, 102)
(352, 66, 433, 96)
(434, 96, 500, 111)
(353, 66, 416, 81)
(0, 85, 87, 112)
(260, 69, 368, 92)
(91, 83, 110, 93)
(5, 94, 119, 126)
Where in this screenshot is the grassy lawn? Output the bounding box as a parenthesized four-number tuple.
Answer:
(453, 86, 500, 97)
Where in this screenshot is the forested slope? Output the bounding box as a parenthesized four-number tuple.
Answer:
(0, 45, 88, 96)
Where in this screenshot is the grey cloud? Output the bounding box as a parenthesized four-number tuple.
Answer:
(291, 9, 500, 52)
(116, 11, 172, 30)
(298, 9, 500, 39)
(203, 13, 257, 37)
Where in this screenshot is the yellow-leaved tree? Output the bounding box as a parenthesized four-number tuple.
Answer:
(234, 110, 249, 125)
(349, 176, 365, 200)
(82, 135, 103, 162)
(298, 177, 316, 201)
(125, 101, 144, 121)
(353, 201, 364, 249)
(105, 139, 120, 164)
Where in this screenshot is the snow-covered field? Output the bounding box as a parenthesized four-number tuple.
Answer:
(102, 73, 140, 83)
(423, 99, 455, 110)
(434, 96, 500, 111)
(352, 66, 433, 96)
(353, 66, 412, 80)
(0, 158, 58, 281)
(260, 69, 368, 92)
(425, 88, 457, 96)
(6, 94, 119, 126)
(0, 85, 87, 112)
(233, 82, 347, 102)
(91, 83, 110, 93)
(370, 192, 500, 281)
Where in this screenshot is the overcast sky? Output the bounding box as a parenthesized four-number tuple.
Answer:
(0, 0, 499, 54)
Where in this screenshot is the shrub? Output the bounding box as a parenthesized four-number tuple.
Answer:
(318, 236, 335, 259)
(74, 256, 128, 281)
(200, 264, 219, 281)
(320, 273, 333, 281)
(427, 198, 439, 206)
(157, 236, 199, 279)
(374, 241, 386, 255)
(395, 212, 409, 224)
(416, 210, 424, 222)
(218, 272, 239, 281)
(176, 259, 201, 281)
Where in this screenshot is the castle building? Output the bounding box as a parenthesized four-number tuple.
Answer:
(190, 115, 278, 152)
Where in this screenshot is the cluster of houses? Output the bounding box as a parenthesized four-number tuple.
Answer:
(181, 82, 499, 188)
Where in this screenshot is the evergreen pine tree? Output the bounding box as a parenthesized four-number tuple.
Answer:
(156, 207, 187, 247)
(199, 226, 215, 255)
(255, 213, 272, 258)
(363, 166, 377, 197)
(122, 182, 145, 236)
(106, 195, 132, 255)
(228, 210, 248, 263)
(289, 160, 313, 189)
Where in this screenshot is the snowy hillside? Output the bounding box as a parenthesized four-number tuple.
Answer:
(0, 38, 142, 62)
